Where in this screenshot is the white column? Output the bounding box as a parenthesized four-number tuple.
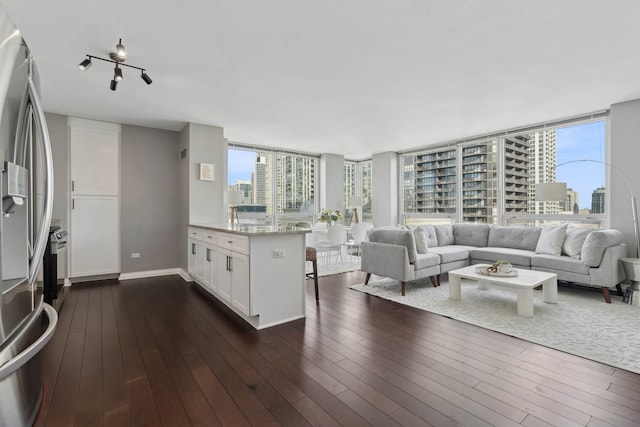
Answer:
(320, 153, 344, 214)
(372, 151, 398, 226)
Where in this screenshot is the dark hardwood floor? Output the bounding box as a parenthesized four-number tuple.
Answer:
(35, 271, 640, 426)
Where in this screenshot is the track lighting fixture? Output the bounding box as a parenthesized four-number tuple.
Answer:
(114, 65, 123, 82)
(140, 71, 152, 85)
(78, 57, 92, 71)
(78, 38, 153, 90)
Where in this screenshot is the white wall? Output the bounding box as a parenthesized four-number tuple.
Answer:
(372, 151, 398, 226)
(320, 153, 344, 213)
(184, 123, 227, 225)
(610, 99, 640, 257)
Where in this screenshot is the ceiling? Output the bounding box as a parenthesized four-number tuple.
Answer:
(3, 0, 640, 159)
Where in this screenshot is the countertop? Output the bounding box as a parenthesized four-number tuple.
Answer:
(189, 223, 310, 236)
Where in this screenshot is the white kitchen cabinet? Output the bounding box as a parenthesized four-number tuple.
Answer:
(70, 196, 119, 277)
(188, 229, 217, 292)
(69, 118, 120, 279)
(216, 249, 232, 302)
(230, 252, 250, 315)
(187, 224, 308, 329)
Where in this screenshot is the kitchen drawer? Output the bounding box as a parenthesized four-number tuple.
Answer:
(218, 232, 249, 254)
(188, 227, 216, 243)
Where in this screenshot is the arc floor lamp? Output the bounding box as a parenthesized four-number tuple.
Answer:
(535, 159, 640, 305)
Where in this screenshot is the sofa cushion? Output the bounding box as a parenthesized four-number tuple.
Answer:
(535, 224, 567, 256)
(581, 229, 624, 267)
(414, 252, 440, 270)
(428, 245, 471, 264)
(470, 247, 535, 267)
(368, 229, 418, 264)
(434, 224, 454, 246)
(413, 227, 429, 254)
(417, 224, 438, 247)
(562, 225, 591, 259)
(531, 254, 590, 275)
(453, 223, 490, 247)
(488, 226, 541, 251)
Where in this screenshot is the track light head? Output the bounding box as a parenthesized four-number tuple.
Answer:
(110, 79, 117, 91)
(115, 38, 126, 59)
(114, 65, 123, 81)
(141, 71, 152, 85)
(78, 57, 92, 71)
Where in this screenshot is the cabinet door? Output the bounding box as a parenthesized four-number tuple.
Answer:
(188, 239, 198, 277)
(217, 249, 232, 302)
(71, 196, 119, 277)
(231, 252, 250, 316)
(70, 127, 119, 195)
(195, 241, 208, 285)
(202, 245, 216, 291)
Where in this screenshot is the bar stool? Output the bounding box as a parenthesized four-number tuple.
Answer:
(305, 246, 319, 302)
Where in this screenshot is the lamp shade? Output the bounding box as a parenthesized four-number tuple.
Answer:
(348, 195, 363, 207)
(535, 182, 567, 202)
(228, 190, 244, 205)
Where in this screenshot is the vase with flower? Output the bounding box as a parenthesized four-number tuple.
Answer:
(318, 208, 342, 227)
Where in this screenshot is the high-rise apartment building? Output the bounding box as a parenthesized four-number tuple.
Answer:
(566, 188, 579, 214)
(403, 129, 559, 223)
(592, 187, 605, 214)
(527, 130, 559, 215)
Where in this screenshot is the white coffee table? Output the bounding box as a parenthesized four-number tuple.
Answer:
(448, 264, 558, 317)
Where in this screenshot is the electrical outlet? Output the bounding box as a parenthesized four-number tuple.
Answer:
(131, 253, 141, 259)
(272, 250, 285, 258)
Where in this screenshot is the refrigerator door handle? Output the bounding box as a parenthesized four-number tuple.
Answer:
(26, 75, 54, 286)
(0, 303, 58, 381)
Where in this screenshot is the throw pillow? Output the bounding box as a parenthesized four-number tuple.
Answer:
(414, 227, 429, 253)
(562, 225, 591, 259)
(535, 224, 568, 256)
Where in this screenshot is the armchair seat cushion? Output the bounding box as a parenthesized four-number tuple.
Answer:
(414, 253, 440, 270)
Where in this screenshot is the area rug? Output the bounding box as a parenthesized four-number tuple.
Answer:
(307, 256, 361, 277)
(350, 276, 640, 374)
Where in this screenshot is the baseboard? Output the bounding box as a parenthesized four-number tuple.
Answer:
(119, 268, 191, 281)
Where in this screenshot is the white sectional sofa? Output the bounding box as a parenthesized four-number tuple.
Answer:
(361, 223, 627, 302)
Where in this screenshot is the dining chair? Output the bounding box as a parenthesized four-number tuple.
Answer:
(315, 223, 347, 265)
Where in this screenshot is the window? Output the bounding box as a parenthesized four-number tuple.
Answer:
(228, 147, 317, 226)
(360, 160, 373, 223)
(343, 159, 373, 224)
(399, 114, 607, 225)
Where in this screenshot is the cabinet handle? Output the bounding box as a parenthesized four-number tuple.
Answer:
(227, 240, 233, 244)
(192, 243, 196, 255)
(72, 199, 75, 210)
(226, 255, 230, 271)
(206, 248, 211, 262)
(72, 180, 75, 192)
(229, 256, 233, 272)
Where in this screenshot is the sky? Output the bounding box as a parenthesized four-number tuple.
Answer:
(228, 121, 606, 210)
(228, 149, 257, 184)
(555, 121, 606, 210)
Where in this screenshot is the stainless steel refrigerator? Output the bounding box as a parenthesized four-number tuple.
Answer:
(0, 3, 58, 426)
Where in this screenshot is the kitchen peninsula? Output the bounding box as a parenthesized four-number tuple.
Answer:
(187, 223, 309, 329)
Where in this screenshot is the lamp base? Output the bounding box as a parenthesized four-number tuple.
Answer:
(623, 282, 640, 305)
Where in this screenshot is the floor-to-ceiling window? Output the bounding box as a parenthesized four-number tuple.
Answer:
(228, 146, 317, 226)
(399, 113, 607, 226)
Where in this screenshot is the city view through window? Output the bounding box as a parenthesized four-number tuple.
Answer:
(402, 120, 606, 224)
(228, 148, 316, 226)
(228, 120, 605, 226)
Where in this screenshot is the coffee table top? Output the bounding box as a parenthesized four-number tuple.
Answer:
(449, 264, 557, 288)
